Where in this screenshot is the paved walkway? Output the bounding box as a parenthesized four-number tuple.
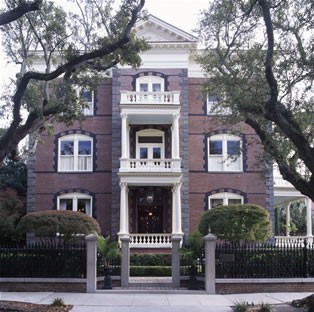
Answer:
(0, 291, 311, 311)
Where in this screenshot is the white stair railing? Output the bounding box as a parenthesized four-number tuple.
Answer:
(129, 233, 172, 248)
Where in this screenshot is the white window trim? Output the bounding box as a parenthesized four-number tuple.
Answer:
(77, 88, 94, 116)
(206, 95, 231, 116)
(58, 134, 93, 172)
(136, 129, 164, 159)
(136, 75, 165, 92)
(208, 192, 244, 209)
(57, 192, 93, 217)
(207, 133, 243, 172)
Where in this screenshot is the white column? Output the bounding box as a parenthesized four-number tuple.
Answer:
(121, 114, 129, 158)
(306, 197, 313, 237)
(171, 113, 180, 159)
(119, 182, 129, 235)
(172, 182, 183, 234)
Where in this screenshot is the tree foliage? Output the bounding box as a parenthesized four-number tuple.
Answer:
(180, 230, 204, 267)
(0, 188, 25, 242)
(0, 160, 27, 242)
(0, 159, 27, 195)
(0, 0, 41, 25)
(198, 0, 314, 202)
(97, 235, 120, 267)
(198, 204, 272, 242)
(0, 0, 148, 163)
(17, 210, 101, 244)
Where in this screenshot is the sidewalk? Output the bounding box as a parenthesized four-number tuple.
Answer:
(0, 291, 311, 312)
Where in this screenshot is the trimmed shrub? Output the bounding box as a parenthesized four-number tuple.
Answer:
(198, 203, 272, 242)
(17, 210, 101, 243)
(130, 266, 171, 276)
(130, 253, 171, 266)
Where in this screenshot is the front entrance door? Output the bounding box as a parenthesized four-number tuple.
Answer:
(138, 205, 163, 233)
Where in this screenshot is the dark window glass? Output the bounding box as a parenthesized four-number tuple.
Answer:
(228, 199, 242, 205)
(210, 141, 222, 155)
(61, 141, 74, 155)
(140, 83, 148, 92)
(140, 148, 148, 159)
(138, 136, 163, 143)
(211, 198, 223, 208)
(208, 95, 219, 103)
(152, 83, 161, 92)
(227, 140, 240, 155)
(153, 148, 161, 159)
(60, 198, 73, 210)
(79, 141, 91, 155)
(78, 199, 87, 213)
(81, 90, 93, 102)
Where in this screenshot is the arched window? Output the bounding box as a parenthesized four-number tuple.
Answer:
(136, 75, 165, 92)
(136, 75, 165, 103)
(136, 129, 164, 159)
(58, 134, 93, 172)
(207, 134, 242, 172)
(57, 192, 92, 217)
(208, 192, 243, 209)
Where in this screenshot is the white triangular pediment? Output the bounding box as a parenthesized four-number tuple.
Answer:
(135, 15, 197, 43)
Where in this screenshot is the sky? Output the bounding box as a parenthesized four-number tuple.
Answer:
(142, 0, 209, 33)
(0, 0, 210, 85)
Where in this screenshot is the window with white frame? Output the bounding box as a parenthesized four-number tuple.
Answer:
(208, 134, 242, 172)
(208, 192, 243, 209)
(136, 75, 165, 102)
(79, 89, 94, 116)
(206, 95, 231, 115)
(58, 134, 93, 172)
(136, 129, 164, 159)
(57, 192, 92, 216)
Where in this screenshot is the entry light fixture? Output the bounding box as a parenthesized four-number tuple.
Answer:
(146, 190, 154, 204)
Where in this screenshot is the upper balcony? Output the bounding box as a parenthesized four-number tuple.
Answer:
(273, 175, 294, 188)
(119, 158, 181, 174)
(120, 91, 180, 106)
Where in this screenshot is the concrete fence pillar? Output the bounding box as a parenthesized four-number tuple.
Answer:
(85, 234, 97, 293)
(204, 234, 217, 294)
(171, 234, 183, 287)
(120, 235, 130, 287)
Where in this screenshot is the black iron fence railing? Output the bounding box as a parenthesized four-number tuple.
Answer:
(3, 240, 314, 280)
(215, 240, 314, 278)
(0, 242, 86, 278)
(97, 254, 121, 277)
(180, 247, 205, 277)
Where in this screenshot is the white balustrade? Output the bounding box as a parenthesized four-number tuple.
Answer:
(120, 158, 181, 173)
(273, 175, 294, 188)
(120, 91, 180, 105)
(129, 233, 172, 248)
(275, 236, 307, 247)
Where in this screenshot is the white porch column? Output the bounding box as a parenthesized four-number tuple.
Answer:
(172, 182, 183, 234)
(121, 113, 129, 159)
(171, 113, 180, 159)
(306, 197, 313, 237)
(119, 182, 129, 235)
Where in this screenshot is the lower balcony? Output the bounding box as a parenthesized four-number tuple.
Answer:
(119, 158, 181, 173)
(129, 233, 172, 248)
(275, 236, 313, 247)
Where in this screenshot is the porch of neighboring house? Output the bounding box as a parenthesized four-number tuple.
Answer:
(274, 171, 313, 247)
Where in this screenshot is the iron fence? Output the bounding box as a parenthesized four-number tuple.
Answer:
(180, 245, 205, 277)
(97, 254, 121, 277)
(0, 242, 86, 278)
(216, 240, 314, 278)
